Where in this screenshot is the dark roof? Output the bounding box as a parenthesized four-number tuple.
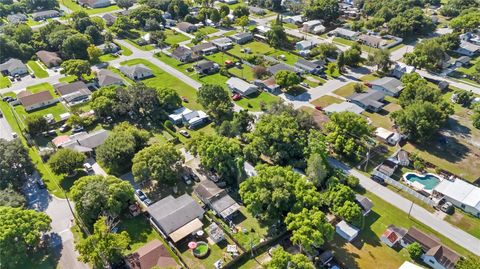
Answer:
(424, 245, 460, 269)
(376, 159, 397, 176)
(195, 180, 224, 201)
(36, 50, 62, 66)
(355, 194, 373, 213)
(148, 194, 204, 234)
(294, 58, 324, 70)
(54, 81, 89, 96)
(177, 22, 195, 31)
(194, 180, 239, 218)
(172, 46, 192, 58)
(194, 60, 215, 71)
(191, 42, 217, 53)
(96, 69, 123, 86)
(267, 63, 298, 75)
(403, 227, 441, 252)
(31, 10, 59, 19)
(62, 129, 109, 151)
(348, 89, 386, 109)
(18, 91, 54, 107)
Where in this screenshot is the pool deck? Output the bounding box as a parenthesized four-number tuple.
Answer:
(403, 172, 443, 194)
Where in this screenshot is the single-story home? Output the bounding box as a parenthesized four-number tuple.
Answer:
(6, 13, 27, 24)
(36, 51, 62, 67)
(374, 159, 398, 178)
(370, 77, 403, 97)
(347, 89, 386, 112)
(433, 178, 480, 217)
(375, 127, 401, 145)
(453, 56, 471, 67)
(54, 81, 92, 105)
(211, 37, 233, 50)
(0, 58, 28, 76)
(256, 25, 270, 35)
(124, 239, 179, 269)
(194, 180, 241, 220)
(397, 150, 410, 167)
(335, 220, 359, 242)
(399, 261, 425, 269)
(78, 0, 111, 8)
(380, 225, 406, 248)
(119, 64, 153, 80)
(226, 77, 259, 96)
(401, 227, 460, 269)
(354, 194, 373, 216)
(32, 10, 60, 21)
(302, 20, 323, 33)
(97, 42, 119, 54)
(253, 77, 280, 93)
(358, 34, 385, 48)
(282, 15, 303, 25)
(230, 32, 253, 44)
(18, 90, 57, 112)
(295, 40, 318, 51)
(168, 107, 209, 129)
(194, 60, 219, 75)
(191, 42, 218, 55)
(58, 129, 109, 154)
(267, 63, 301, 75)
(171, 46, 195, 63)
(177, 22, 197, 33)
(391, 63, 415, 79)
(95, 69, 124, 87)
(102, 13, 117, 26)
(323, 102, 365, 115)
(455, 41, 480, 56)
(249, 6, 266, 15)
(294, 58, 324, 75)
(148, 194, 205, 243)
(329, 27, 359, 40)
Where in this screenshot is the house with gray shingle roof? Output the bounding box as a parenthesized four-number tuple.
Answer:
(119, 64, 153, 80)
(370, 77, 403, 97)
(96, 69, 124, 87)
(0, 58, 28, 76)
(347, 89, 386, 112)
(32, 10, 60, 21)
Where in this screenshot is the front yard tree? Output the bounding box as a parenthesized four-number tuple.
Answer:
(87, 45, 102, 64)
(285, 207, 334, 253)
(77, 216, 130, 268)
(266, 247, 315, 269)
(91, 95, 114, 118)
(232, 5, 249, 17)
(457, 256, 480, 269)
(61, 33, 91, 59)
(0, 139, 34, 189)
(368, 49, 392, 73)
(0, 206, 51, 268)
(333, 200, 362, 222)
(116, 0, 134, 10)
(219, 4, 230, 17)
(406, 242, 423, 259)
(275, 70, 301, 91)
(0, 187, 26, 207)
(266, 19, 289, 48)
(132, 143, 183, 185)
(70, 175, 134, 228)
(48, 148, 85, 176)
(156, 87, 182, 112)
(236, 15, 249, 30)
(25, 114, 48, 135)
(150, 30, 167, 47)
(306, 153, 329, 188)
(343, 43, 363, 67)
(337, 52, 345, 72)
(210, 8, 221, 23)
(197, 84, 234, 123)
(61, 59, 91, 80)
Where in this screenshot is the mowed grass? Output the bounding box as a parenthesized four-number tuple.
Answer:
(0, 74, 12, 88)
(124, 39, 155, 51)
(228, 64, 255, 81)
(58, 0, 120, 14)
(235, 91, 279, 111)
(333, 82, 356, 97)
(228, 41, 274, 59)
(27, 61, 49, 78)
(26, 82, 57, 96)
(310, 95, 343, 107)
(198, 26, 218, 35)
(165, 29, 190, 45)
(445, 212, 480, 239)
(120, 58, 203, 110)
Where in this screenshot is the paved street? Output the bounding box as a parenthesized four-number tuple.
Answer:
(0, 108, 14, 141)
(328, 158, 480, 255)
(0, 73, 64, 95)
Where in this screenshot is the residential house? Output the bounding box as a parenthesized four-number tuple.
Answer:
(256, 25, 271, 35)
(397, 150, 410, 167)
(97, 42, 119, 54)
(54, 81, 92, 105)
(373, 159, 398, 178)
(211, 37, 233, 50)
(375, 127, 401, 145)
(358, 34, 385, 48)
(335, 220, 359, 242)
(329, 27, 359, 40)
(36, 51, 62, 67)
(194, 60, 219, 75)
(32, 10, 60, 21)
(226, 77, 259, 96)
(347, 89, 386, 112)
(433, 178, 480, 217)
(323, 102, 365, 115)
(171, 46, 195, 63)
(354, 194, 373, 216)
(124, 239, 179, 269)
(0, 58, 28, 76)
(148, 194, 205, 243)
(58, 129, 109, 154)
(282, 15, 303, 25)
(7, 14, 27, 24)
(177, 22, 197, 33)
(168, 107, 209, 128)
(102, 13, 117, 26)
(380, 225, 406, 248)
(230, 32, 253, 44)
(224, 0, 237, 4)
(194, 180, 241, 220)
(78, 0, 111, 8)
(455, 41, 480, 56)
(249, 6, 266, 15)
(370, 77, 403, 97)
(294, 58, 325, 75)
(95, 69, 124, 87)
(453, 56, 471, 67)
(191, 42, 218, 55)
(401, 227, 460, 269)
(460, 32, 480, 46)
(119, 64, 153, 80)
(391, 63, 415, 79)
(295, 40, 319, 51)
(302, 20, 323, 33)
(253, 77, 280, 93)
(18, 90, 57, 111)
(267, 63, 301, 75)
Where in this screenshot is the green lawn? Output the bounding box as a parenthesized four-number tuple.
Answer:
(27, 61, 49, 78)
(268, 49, 299, 65)
(15, 102, 68, 122)
(333, 37, 379, 54)
(325, 62, 341, 78)
(228, 41, 275, 59)
(360, 73, 381, 82)
(125, 39, 155, 51)
(310, 95, 343, 107)
(445, 212, 480, 239)
(205, 52, 233, 65)
(120, 59, 202, 110)
(333, 82, 357, 97)
(0, 74, 11, 89)
(99, 53, 118, 62)
(117, 42, 133, 56)
(26, 82, 57, 96)
(235, 91, 280, 111)
(228, 64, 255, 81)
(198, 26, 219, 35)
(58, 0, 120, 14)
(59, 75, 78, 83)
(165, 29, 190, 45)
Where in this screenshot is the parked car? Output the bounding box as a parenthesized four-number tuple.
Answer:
(182, 175, 192, 185)
(135, 189, 147, 201)
(315, 106, 323, 111)
(72, 125, 84, 133)
(440, 201, 454, 214)
(83, 163, 93, 172)
(143, 198, 153, 206)
(300, 82, 309, 88)
(37, 179, 46, 189)
(181, 96, 188, 102)
(179, 130, 190, 138)
(191, 172, 200, 182)
(232, 93, 242, 101)
(59, 124, 70, 132)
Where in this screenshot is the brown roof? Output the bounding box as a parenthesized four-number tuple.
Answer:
(195, 180, 225, 201)
(424, 245, 461, 269)
(54, 81, 90, 96)
(17, 90, 32, 98)
(36, 50, 62, 66)
(125, 239, 179, 269)
(18, 91, 54, 107)
(403, 227, 441, 251)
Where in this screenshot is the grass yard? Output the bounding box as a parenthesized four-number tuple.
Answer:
(268, 50, 299, 65)
(235, 91, 280, 111)
(360, 73, 381, 82)
(120, 59, 203, 110)
(228, 64, 255, 81)
(310, 95, 343, 107)
(228, 41, 275, 59)
(199, 26, 219, 35)
(15, 102, 68, 122)
(27, 61, 49, 78)
(26, 82, 57, 96)
(125, 39, 155, 51)
(59, 75, 78, 83)
(117, 42, 133, 56)
(445, 212, 480, 239)
(205, 52, 233, 65)
(333, 82, 357, 97)
(99, 53, 118, 62)
(165, 29, 190, 45)
(58, 0, 120, 14)
(0, 74, 12, 89)
(333, 37, 379, 54)
(362, 111, 395, 130)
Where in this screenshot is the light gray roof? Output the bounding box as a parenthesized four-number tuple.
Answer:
(0, 58, 26, 73)
(96, 69, 123, 86)
(355, 194, 373, 213)
(294, 58, 324, 70)
(148, 194, 204, 234)
(348, 89, 386, 109)
(333, 27, 359, 37)
(191, 42, 217, 53)
(459, 41, 480, 52)
(371, 77, 403, 94)
(62, 129, 109, 151)
(195, 180, 225, 201)
(231, 32, 253, 40)
(119, 64, 152, 77)
(7, 13, 27, 23)
(267, 63, 298, 75)
(32, 10, 59, 19)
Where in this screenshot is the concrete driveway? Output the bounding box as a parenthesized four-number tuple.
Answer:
(0, 108, 14, 141)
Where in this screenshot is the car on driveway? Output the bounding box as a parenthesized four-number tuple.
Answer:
(182, 175, 192, 185)
(143, 198, 153, 206)
(135, 189, 147, 201)
(179, 130, 190, 138)
(191, 172, 200, 182)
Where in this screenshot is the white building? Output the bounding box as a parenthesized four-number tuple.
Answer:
(398, 261, 424, 269)
(168, 107, 208, 129)
(335, 220, 359, 242)
(226, 77, 258, 96)
(433, 178, 480, 217)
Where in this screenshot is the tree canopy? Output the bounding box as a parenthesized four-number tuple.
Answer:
(0, 139, 34, 189)
(25, 114, 48, 135)
(48, 148, 85, 176)
(197, 84, 234, 123)
(304, 0, 339, 23)
(266, 247, 315, 269)
(275, 70, 301, 90)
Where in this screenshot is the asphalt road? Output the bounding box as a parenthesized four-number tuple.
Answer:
(0, 108, 14, 141)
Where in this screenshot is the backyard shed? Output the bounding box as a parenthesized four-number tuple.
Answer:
(335, 220, 359, 242)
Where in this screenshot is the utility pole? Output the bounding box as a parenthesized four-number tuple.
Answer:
(408, 201, 414, 219)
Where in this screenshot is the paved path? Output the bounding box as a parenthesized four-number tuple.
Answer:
(328, 158, 480, 255)
(0, 73, 64, 95)
(0, 108, 14, 141)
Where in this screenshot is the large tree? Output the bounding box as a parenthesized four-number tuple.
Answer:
(266, 18, 289, 48)
(132, 143, 183, 185)
(0, 139, 34, 189)
(116, 0, 134, 9)
(0, 187, 26, 207)
(61, 33, 91, 59)
(156, 88, 182, 112)
(76, 216, 130, 268)
(333, 200, 362, 222)
(304, 0, 339, 23)
(387, 7, 435, 37)
(275, 70, 301, 91)
(0, 206, 51, 268)
(61, 59, 91, 80)
(367, 49, 392, 73)
(197, 84, 234, 123)
(285, 207, 334, 253)
(70, 175, 134, 228)
(450, 9, 480, 32)
(306, 153, 329, 188)
(25, 114, 48, 135)
(48, 148, 85, 176)
(266, 247, 315, 269)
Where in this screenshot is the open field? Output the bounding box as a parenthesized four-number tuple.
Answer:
(228, 41, 275, 59)
(165, 29, 190, 45)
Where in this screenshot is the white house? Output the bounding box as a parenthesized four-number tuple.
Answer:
(282, 15, 303, 25)
(302, 20, 323, 33)
(370, 77, 403, 97)
(375, 127, 401, 145)
(295, 40, 318, 51)
(168, 107, 208, 128)
(226, 77, 258, 96)
(391, 63, 416, 79)
(433, 178, 480, 217)
(119, 64, 152, 80)
(335, 221, 359, 242)
(17, 90, 58, 112)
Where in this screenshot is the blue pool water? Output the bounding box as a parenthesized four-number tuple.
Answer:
(405, 173, 440, 190)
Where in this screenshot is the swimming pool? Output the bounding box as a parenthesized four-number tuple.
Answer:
(404, 173, 441, 190)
